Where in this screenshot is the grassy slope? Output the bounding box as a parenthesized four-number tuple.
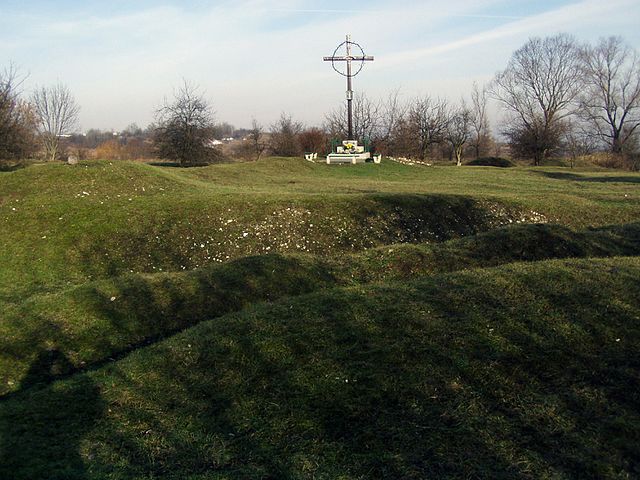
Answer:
(0, 161, 525, 301)
(1, 257, 639, 479)
(1, 222, 639, 396)
(1, 159, 639, 301)
(2, 159, 640, 478)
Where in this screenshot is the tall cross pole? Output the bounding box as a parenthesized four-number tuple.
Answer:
(324, 34, 374, 140)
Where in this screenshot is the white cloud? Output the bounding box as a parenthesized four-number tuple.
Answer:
(376, 0, 639, 70)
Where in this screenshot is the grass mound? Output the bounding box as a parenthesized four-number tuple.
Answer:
(350, 221, 640, 280)
(465, 156, 515, 167)
(2, 159, 640, 302)
(0, 165, 541, 301)
(2, 222, 639, 396)
(1, 257, 639, 479)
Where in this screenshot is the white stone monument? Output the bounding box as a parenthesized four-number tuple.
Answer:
(326, 140, 370, 164)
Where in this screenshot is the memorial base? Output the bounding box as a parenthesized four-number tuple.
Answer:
(326, 152, 371, 164)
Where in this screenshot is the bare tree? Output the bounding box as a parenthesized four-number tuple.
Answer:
(154, 80, 217, 166)
(492, 34, 582, 165)
(408, 95, 448, 161)
(31, 83, 80, 161)
(270, 112, 302, 157)
(446, 101, 472, 166)
(248, 118, 266, 160)
(122, 123, 143, 137)
(563, 120, 597, 168)
(579, 36, 640, 155)
(325, 92, 381, 143)
(377, 88, 408, 155)
(0, 64, 37, 162)
(299, 127, 328, 155)
(212, 122, 235, 140)
(505, 119, 568, 163)
(470, 81, 492, 159)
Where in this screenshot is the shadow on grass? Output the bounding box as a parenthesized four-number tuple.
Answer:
(82, 292, 521, 478)
(0, 162, 28, 172)
(367, 194, 522, 242)
(1, 259, 639, 477)
(3, 221, 640, 400)
(147, 161, 223, 168)
(0, 254, 341, 397)
(78, 259, 640, 477)
(146, 161, 182, 167)
(465, 157, 515, 168)
(0, 350, 104, 480)
(539, 171, 640, 183)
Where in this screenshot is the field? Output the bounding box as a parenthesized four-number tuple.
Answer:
(1, 158, 639, 479)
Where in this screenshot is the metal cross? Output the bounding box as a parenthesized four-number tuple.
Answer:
(323, 34, 374, 140)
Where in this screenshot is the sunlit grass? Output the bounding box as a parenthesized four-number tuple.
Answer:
(1, 159, 639, 300)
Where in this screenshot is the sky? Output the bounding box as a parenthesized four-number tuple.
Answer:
(1, 0, 639, 132)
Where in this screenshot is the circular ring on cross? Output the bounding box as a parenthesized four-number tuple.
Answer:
(330, 40, 368, 77)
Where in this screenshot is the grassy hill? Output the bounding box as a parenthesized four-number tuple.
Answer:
(1, 221, 639, 397)
(1, 158, 640, 478)
(1, 159, 639, 300)
(1, 257, 639, 479)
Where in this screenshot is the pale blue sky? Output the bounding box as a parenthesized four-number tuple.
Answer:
(2, 0, 639, 131)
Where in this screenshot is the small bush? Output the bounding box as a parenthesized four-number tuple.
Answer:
(465, 157, 515, 168)
(94, 139, 126, 160)
(591, 153, 625, 169)
(624, 153, 639, 171)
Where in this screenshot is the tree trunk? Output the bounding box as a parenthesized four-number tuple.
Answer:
(43, 134, 58, 162)
(455, 146, 463, 166)
(612, 134, 623, 154)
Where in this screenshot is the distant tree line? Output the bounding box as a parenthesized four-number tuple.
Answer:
(1, 34, 638, 169)
(318, 34, 639, 169)
(1, 65, 81, 165)
(0, 65, 37, 163)
(493, 34, 639, 169)
(260, 35, 639, 170)
(262, 88, 493, 165)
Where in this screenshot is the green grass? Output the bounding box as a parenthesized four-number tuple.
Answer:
(2, 221, 639, 397)
(1, 158, 640, 478)
(1, 159, 639, 301)
(1, 257, 639, 479)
